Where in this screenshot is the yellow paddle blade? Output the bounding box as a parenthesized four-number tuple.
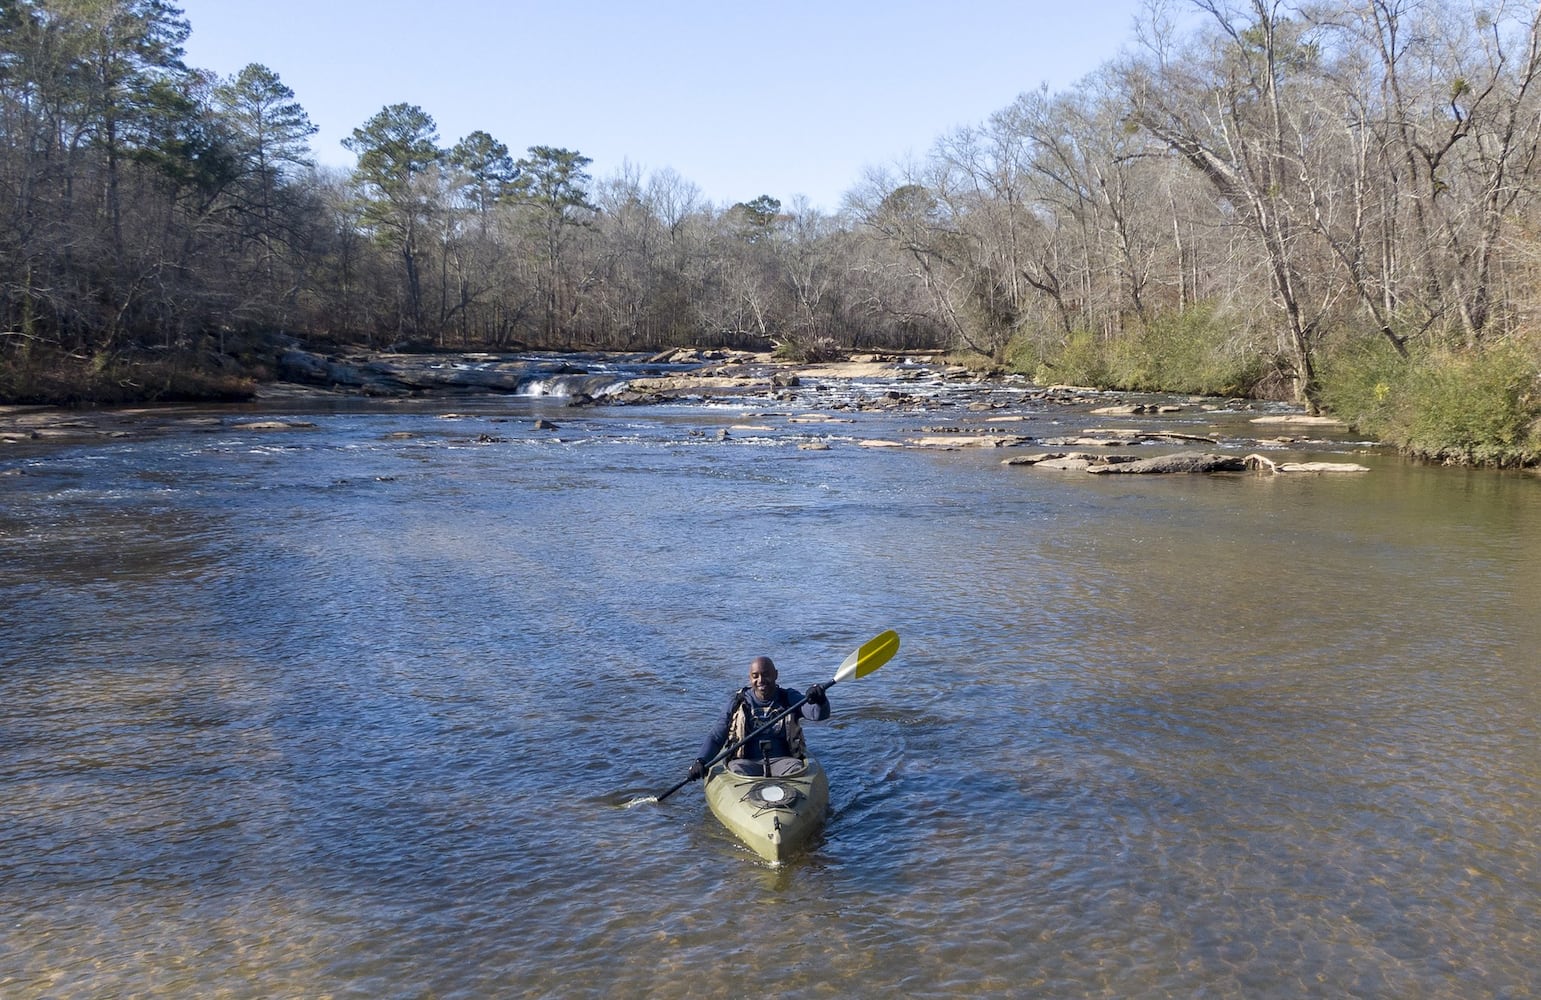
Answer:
(832, 630, 899, 684)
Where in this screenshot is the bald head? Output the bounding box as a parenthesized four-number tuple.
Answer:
(748, 656, 778, 699)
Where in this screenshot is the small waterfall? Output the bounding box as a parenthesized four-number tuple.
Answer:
(519, 374, 633, 398)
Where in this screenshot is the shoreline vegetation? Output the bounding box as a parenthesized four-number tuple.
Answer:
(3, 1, 1541, 467)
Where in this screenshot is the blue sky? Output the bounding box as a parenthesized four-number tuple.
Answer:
(176, 1, 1148, 211)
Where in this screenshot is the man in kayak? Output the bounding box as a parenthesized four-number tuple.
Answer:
(689, 655, 829, 778)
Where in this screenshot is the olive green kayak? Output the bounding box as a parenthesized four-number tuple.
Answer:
(704, 756, 829, 863)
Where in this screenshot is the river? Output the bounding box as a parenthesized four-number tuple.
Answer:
(2, 367, 1538, 998)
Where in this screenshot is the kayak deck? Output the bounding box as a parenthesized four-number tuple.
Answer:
(704, 756, 829, 862)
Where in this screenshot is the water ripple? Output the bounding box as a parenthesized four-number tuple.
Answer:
(2, 404, 1538, 997)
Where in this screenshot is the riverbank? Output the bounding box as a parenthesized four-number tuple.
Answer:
(3, 352, 1407, 485)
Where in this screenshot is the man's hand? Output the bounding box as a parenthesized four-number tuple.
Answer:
(805, 683, 827, 707)
(688, 758, 707, 780)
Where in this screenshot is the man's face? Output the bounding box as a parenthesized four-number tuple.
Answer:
(749, 662, 777, 700)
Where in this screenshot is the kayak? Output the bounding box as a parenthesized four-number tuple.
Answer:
(704, 756, 829, 862)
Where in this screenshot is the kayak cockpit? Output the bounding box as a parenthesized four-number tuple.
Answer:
(705, 755, 830, 862)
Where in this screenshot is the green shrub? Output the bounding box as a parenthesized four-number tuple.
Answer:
(1320, 339, 1541, 467)
(1403, 344, 1541, 466)
(1042, 329, 1112, 387)
(1001, 335, 1044, 375)
(1004, 303, 1266, 396)
(1317, 338, 1405, 429)
(1109, 304, 1268, 397)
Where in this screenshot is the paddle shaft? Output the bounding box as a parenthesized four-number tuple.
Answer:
(655, 773, 695, 803)
(654, 681, 835, 803)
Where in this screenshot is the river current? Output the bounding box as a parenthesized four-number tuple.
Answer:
(2, 366, 1538, 998)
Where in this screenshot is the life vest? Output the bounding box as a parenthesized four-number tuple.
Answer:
(726, 687, 806, 760)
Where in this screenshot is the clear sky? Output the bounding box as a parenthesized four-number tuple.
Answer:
(175, 1, 1149, 212)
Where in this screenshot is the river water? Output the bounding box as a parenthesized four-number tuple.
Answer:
(2, 368, 1538, 998)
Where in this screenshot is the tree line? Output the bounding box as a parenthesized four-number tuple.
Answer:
(0, 0, 944, 375)
(3, 0, 1539, 461)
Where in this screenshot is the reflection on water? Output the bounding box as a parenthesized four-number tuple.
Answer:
(2, 398, 1538, 998)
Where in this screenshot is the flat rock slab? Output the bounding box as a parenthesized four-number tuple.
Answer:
(1251, 414, 1348, 427)
(1244, 454, 1371, 473)
(1278, 461, 1370, 473)
(1003, 452, 1143, 470)
(627, 375, 763, 392)
(1035, 456, 1101, 471)
(1089, 403, 1185, 415)
(907, 435, 1032, 449)
(229, 420, 318, 431)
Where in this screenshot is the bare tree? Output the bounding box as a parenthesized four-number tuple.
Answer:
(1332, 0, 1541, 345)
(1126, 0, 1334, 408)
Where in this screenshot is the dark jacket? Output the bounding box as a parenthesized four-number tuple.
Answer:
(697, 685, 829, 764)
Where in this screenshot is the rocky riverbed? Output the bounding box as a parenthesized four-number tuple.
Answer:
(2, 348, 1372, 473)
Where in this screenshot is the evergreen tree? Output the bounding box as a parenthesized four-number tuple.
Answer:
(342, 103, 441, 335)
(512, 145, 596, 343)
